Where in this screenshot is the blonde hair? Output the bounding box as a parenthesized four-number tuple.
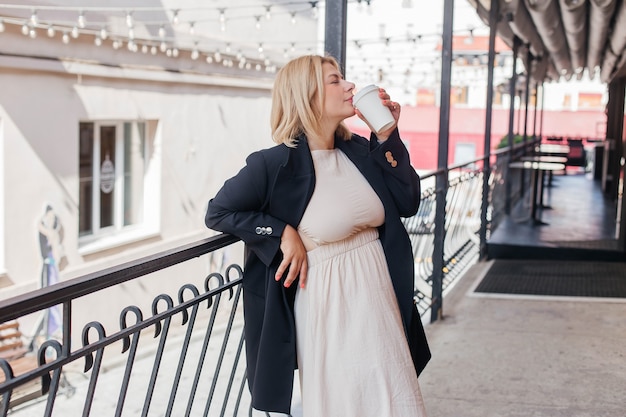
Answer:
(270, 55, 351, 147)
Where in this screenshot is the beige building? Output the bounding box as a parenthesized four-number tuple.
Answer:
(0, 1, 317, 336)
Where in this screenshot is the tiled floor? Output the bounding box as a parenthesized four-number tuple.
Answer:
(488, 170, 624, 260)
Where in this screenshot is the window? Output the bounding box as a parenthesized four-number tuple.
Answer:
(79, 121, 156, 245)
(451, 86, 468, 105)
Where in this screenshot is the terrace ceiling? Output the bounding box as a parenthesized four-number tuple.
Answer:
(468, 0, 626, 84)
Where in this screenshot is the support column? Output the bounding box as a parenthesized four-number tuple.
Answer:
(431, 0, 454, 323)
(479, 0, 499, 260)
(324, 0, 348, 74)
(505, 37, 520, 215)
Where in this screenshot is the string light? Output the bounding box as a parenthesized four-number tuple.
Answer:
(0, 1, 377, 77)
(77, 11, 86, 28)
(310, 2, 318, 19)
(125, 11, 133, 28)
(219, 9, 227, 31)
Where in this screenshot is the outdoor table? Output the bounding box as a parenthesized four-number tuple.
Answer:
(536, 144, 570, 156)
(509, 161, 566, 225)
(521, 155, 568, 187)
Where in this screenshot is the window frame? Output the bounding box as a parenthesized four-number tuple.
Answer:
(78, 120, 159, 254)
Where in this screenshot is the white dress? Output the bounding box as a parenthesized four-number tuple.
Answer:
(294, 149, 427, 417)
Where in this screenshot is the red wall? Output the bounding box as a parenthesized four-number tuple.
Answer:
(346, 106, 608, 171)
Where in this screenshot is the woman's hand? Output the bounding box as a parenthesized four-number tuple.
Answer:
(355, 87, 401, 142)
(275, 225, 308, 288)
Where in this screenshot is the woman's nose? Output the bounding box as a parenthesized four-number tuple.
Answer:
(345, 80, 355, 91)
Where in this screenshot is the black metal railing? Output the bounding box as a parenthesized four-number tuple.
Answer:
(0, 141, 532, 415)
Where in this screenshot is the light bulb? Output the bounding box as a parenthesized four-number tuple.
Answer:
(160, 41, 167, 52)
(62, 32, 70, 44)
(47, 25, 55, 37)
(158, 25, 166, 38)
(71, 26, 79, 38)
(78, 12, 86, 28)
(29, 28, 37, 38)
(100, 27, 108, 40)
(255, 16, 261, 30)
(151, 46, 157, 55)
(191, 49, 199, 60)
(0, 19, 4, 32)
(172, 10, 179, 25)
(310, 2, 318, 18)
(94, 36, 102, 46)
(126, 12, 134, 28)
(30, 11, 38, 26)
(22, 24, 29, 36)
(265, 6, 272, 20)
(189, 22, 195, 35)
(291, 13, 297, 25)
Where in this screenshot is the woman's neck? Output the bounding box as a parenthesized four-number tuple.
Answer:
(307, 123, 337, 150)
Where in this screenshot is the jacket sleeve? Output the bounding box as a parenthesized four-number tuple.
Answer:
(367, 129, 421, 217)
(205, 151, 287, 266)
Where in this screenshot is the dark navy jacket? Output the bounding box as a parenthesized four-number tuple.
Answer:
(205, 129, 423, 414)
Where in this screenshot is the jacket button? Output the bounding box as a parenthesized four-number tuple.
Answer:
(255, 227, 262, 235)
(266, 226, 273, 235)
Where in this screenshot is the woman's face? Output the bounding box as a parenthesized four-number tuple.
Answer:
(321, 62, 356, 123)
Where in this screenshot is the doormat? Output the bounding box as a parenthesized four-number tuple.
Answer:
(474, 260, 626, 298)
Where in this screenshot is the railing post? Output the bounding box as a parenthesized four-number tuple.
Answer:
(479, 0, 499, 260)
(431, 0, 454, 323)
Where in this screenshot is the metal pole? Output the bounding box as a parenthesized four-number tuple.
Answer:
(505, 37, 520, 215)
(539, 82, 545, 139)
(522, 47, 532, 149)
(431, 0, 453, 323)
(532, 80, 539, 139)
(324, 0, 348, 74)
(479, 0, 499, 260)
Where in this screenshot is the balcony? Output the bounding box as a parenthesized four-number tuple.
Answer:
(0, 138, 624, 416)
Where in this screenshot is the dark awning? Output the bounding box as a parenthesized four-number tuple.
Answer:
(468, 0, 626, 84)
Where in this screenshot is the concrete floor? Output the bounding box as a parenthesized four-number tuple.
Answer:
(418, 260, 626, 417)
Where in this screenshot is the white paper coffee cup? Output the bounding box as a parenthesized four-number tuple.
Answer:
(353, 84, 395, 134)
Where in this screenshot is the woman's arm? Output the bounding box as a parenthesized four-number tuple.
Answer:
(205, 151, 308, 287)
(205, 151, 286, 266)
(369, 129, 421, 217)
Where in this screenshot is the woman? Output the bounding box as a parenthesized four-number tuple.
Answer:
(205, 55, 429, 416)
